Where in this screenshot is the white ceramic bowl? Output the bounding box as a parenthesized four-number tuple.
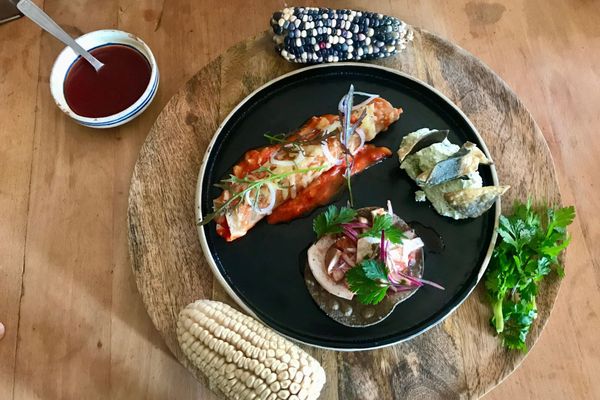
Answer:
(49, 29, 159, 128)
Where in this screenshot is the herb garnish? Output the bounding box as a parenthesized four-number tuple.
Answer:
(346, 259, 390, 305)
(359, 214, 407, 244)
(485, 200, 575, 351)
(263, 133, 287, 143)
(199, 164, 326, 225)
(312, 205, 357, 238)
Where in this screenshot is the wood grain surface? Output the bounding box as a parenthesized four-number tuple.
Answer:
(128, 27, 561, 399)
(1, 1, 598, 399)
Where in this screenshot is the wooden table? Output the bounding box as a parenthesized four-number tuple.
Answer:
(1, 1, 598, 399)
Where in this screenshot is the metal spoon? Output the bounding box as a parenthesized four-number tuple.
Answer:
(17, 0, 104, 71)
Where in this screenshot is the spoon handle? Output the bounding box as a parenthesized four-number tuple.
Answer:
(17, 0, 104, 71)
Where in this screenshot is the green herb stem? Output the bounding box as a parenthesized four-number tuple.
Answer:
(492, 300, 504, 333)
(263, 133, 286, 143)
(346, 169, 354, 207)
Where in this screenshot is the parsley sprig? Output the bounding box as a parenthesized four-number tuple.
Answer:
(346, 259, 390, 304)
(312, 205, 357, 238)
(359, 214, 407, 244)
(485, 200, 575, 351)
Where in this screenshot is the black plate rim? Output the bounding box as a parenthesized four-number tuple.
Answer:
(195, 62, 500, 351)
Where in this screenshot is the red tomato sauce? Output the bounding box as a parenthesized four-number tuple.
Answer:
(215, 218, 231, 239)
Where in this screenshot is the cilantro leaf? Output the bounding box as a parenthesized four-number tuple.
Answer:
(312, 205, 357, 238)
(539, 236, 571, 258)
(385, 226, 407, 244)
(485, 200, 575, 351)
(359, 214, 406, 244)
(370, 213, 394, 233)
(361, 259, 388, 281)
(346, 260, 389, 305)
(548, 206, 575, 233)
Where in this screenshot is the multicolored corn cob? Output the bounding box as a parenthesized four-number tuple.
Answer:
(270, 7, 412, 63)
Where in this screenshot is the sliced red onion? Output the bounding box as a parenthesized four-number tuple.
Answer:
(380, 229, 387, 263)
(387, 273, 402, 285)
(270, 150, 305, 167)
(388, 273, 420, 290)
(402, 275, 423, 287)
(388, 277, 418, 291)
(392, 270, 443, 290)
(245, 182, 277, 215)
(393, 270, 424, 287)
(321, 140, 343, 166)
(342, 226, 358, 242)
(417, 278, 445, 290)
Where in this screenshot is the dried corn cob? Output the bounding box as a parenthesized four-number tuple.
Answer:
(178, 300, 326, 400)
(270, 7, 413, 63)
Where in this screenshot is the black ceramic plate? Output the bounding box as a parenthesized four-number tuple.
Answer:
(196, 63, 499, 350)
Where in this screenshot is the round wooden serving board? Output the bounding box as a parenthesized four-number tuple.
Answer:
(128, 28, 562, 399)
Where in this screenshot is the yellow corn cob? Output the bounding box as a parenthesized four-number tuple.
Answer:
(177, 300, 326, 400)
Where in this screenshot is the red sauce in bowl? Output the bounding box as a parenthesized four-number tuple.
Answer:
(63, 44, 151, 118)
